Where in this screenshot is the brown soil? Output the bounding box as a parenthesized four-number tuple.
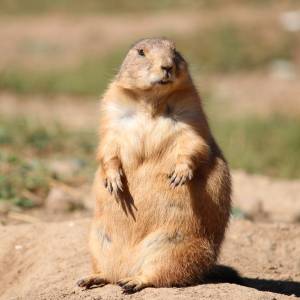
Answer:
(0, 219, 299, 300)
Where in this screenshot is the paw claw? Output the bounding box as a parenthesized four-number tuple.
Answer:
(117, 279, 129, 287)
(169, 163, 193, 188)
(76, 275, 107, 289)
(103, 179, 108, 188)
(104, 168, 124, 194)
(118, 277, 148, 294)
(76, 279, 85, 287)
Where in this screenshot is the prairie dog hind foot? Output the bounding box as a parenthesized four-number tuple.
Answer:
(77, 274, 108, 289)
(117, 276, 153, 293)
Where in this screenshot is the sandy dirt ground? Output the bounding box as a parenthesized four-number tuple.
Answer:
(0, 219, 299, 300)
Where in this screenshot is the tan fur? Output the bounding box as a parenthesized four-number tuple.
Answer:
(77, 38, 231, 293)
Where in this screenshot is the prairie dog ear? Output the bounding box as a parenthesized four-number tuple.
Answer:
(174, 49, 187, 69)
(174, 50, 185, 62)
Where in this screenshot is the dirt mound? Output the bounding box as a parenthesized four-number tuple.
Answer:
(0, 219, 299, 300)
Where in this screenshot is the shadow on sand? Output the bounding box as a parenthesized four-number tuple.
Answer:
(206, 265, 300, 297)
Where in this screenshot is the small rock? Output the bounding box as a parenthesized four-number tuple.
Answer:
(280, 10, 300, 32)
(68, 221, 75, 227)
(45, 187, 85, 213)
(15, 245, 23, 250)
(269, 60, 296, 80)
(48, 159, 83, 179)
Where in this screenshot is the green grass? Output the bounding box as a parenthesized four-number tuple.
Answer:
(0, 118, 96, 154)
(0, 0, 284, 15)
(0, 50, 124, 96)
(0, 153, 50, 208)
(211, 115, 300, 178)
(177, 24, 297, 73)
(0, 118, 97, 208)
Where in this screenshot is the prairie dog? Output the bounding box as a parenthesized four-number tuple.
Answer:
(77, 38, 231, 293)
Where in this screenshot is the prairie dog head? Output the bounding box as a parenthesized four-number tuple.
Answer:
(116, 38, 189, 92)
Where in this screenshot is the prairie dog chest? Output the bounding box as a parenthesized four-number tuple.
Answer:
(105, 101, 179, 162)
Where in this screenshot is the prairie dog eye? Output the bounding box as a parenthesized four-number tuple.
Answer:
(137, 49, 145, 56)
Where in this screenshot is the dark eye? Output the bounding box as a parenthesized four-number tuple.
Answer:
(137, 49, 145, 56)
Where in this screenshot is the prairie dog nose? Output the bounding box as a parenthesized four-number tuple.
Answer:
(161, 65, 173, 73)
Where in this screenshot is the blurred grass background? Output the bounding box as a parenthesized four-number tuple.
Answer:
(0, 0, 299, 209)
(0, 0, 288, 14)
(0, 23, 298, 95)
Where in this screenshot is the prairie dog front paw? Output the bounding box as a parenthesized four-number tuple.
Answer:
(169, 163, 193, 188)
(103, 168, 123, 195)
